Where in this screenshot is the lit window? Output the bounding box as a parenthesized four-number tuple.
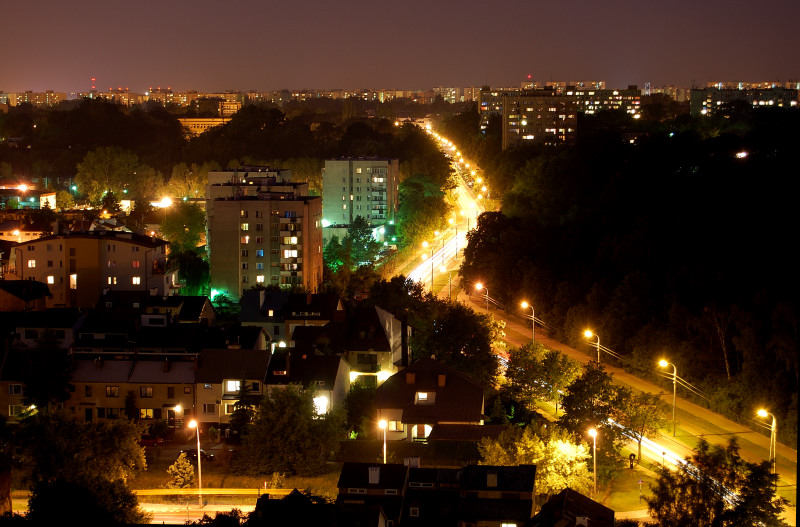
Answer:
(283, 249, 298, 258)
(417, 392, 428, 401)
(132, 277, 141, 285)
(241, 236, 250, 244)
(107, 276, 117, 285)
(226, 380, 241, 392)
(28, 260, 36, 268)
(132, 260, 140, 268)
(46, 275, 54, 284)
(257, 275, 265, 283)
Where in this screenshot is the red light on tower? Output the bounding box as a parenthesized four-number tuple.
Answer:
(91, 77, 96, 90)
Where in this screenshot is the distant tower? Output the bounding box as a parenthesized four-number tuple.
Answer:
(645, 82, 651, 96)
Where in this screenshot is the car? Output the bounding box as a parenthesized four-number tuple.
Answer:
(138, 434, 165, 447)
(180, 448, 215, 461)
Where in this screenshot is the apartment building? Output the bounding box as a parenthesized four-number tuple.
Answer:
(502, 91, 579, 149)
(205, 167, 323, 298)
(321, 158, 399, 228)
(6, 230, 173, 308)
(690, 86, 799, 116)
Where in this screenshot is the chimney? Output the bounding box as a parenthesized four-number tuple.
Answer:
(487, 471, 498, 488)
(438, 374, 446, 387)
(368, 466, 380, 485)
(259, 289, 265, 308)
(162, 359, 170, 372)
(405, 372, 415, 384)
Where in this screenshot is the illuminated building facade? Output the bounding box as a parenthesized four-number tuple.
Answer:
(206, 167, 323, 298)
(690, 86, 799, 116)
(321, 158, 399, 227)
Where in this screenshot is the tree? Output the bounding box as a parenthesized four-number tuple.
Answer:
(506, 343, 580, 414)
(160, 201, 206, 253)
(646, 438, 788, 526)
(169, 251, 210, 296)
(75, 146, 139, 205)
(236, 386, 344, 476)
(479, 425, 592, 501)
(166, 453, 195, 490)
(618, 392, 668, 462)
(54, 190, 74, 210)
(344, 384, 377, 438)
(19, 413, 148, 524)
(342, 216, 382, 267)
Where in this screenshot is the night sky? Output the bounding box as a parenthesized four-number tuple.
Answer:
(3, 0, 798, 93)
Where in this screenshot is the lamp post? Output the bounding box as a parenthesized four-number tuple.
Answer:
(584, 330, 600, 363)
(378, 419, 388, 464)
(449, 218, 457, 258)
(440, 267, 452, 300)
(659, 360, 678, 437)
(188, 420, 202, 508)
(475, 282, 489, 312)
(757, 409, 777, 475)
(588, 428, 597, 498)
(521, 301, 535, 342)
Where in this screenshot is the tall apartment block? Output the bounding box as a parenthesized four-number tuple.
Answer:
(502, 92, 579, 149)
(6, 230, 173, 308)
(205, 167, 323, 298)
(321, 158, 400, 227)
(689, 87, 798, 116)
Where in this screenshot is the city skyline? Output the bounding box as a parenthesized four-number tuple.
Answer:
(3, 0, 799, 94)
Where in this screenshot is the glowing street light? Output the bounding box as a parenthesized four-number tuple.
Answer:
(422, 241, 434, 291)
(659, 360, 678, 437)
(378, 419, 388, 464)
(588, 428, 598, 498)
(475, 282, 489, 312)
(757, 409, 777, 475)
(521, 301, 535, 342)
(584, 330, 600, 363)
(188, 420, 203, 508)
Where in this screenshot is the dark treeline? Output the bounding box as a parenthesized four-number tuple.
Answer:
(0, 96, 463, 191)
(451, 105, 799, 446)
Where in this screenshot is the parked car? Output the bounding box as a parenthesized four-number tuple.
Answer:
(138, 434, 165, 447)
(180, 448, 215, 461)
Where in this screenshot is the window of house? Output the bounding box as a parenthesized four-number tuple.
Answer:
(225, 404, 236, 415)
(27, 260, 36, 268)
(47, 275, 54, 284)
(108, 276, 117, 285)
(132, 277, 141, 285)
(409, 507, 420, 517)
(8, 384, 22, 395)
(241, 223, 249, 231)
(132, 260, 140, 268)
(8, 405, 22, 417)
(241, 249, 249, 257)
(140, 408, 155, 419)
(242, 262, 249, 270)
(140, 386, 153, 398)
(85, 386, 92, 397)
(241, 236, 249, 244)
(203, 404, 217, 414)
(389, 421, 404, 432)
(184, 386, 192, 394)
(47, 260, 53, 267)
(256, 275, 265, 283)
(106, 386, 119, 397)
(167, 387, 175, 399)
(226, 380, 241, 393)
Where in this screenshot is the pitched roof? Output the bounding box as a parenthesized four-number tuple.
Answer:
(6, 307, 84, 329)
(337, 462, 409, 490)
(460, 464, 536, 493)
(528, 488, 615, 527)
(266, 352, 345, 388)
(195, 349, 271, 383)
(374, 357, 484, 424)
(0, 280, 52, 302)
(427, 424, 509, 442)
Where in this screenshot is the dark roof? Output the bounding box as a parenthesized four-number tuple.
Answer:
(460, 464, 536, 493)
(427, 424, 509, 442)
(13, 230, 168, 248)
(195, 348, 271, 383)
(337, 462, 409, 490)
(5, 307, 84, 329)
(266, 352, 345, 388)
(374, 357, 484, 424)
(0, 280, 52, 301)
(459, 498, 535, 524)
(284, 293, 345, 322)
(527, 488, 615, 527)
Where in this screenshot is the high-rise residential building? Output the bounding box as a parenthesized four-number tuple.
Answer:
(205, 167, 323, 298)
(6, 230, 173, 308)
(690, 86, 799, 116)
(502, 91, 579, 149)
(321, 158, 400, 228)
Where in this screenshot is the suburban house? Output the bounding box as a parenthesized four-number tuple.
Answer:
(194, 348, 272, 429)
(528, 488, 615, 527)
(375, 358, 485, 442)
(337, 462, 409, 526)
(266, 351, 351, 413)
(5, 307, 85, 349)
(458, 464, 537, 527)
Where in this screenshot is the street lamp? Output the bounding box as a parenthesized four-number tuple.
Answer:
(378, 419, 388, 464)
(440, 266, 452, 300)
(475, 282, 489, 312)
(584, 330, 600, 363)
(588, 428, 597, 498)
(659, 360, 678, 437)
(757, 409, 777, 475)
(521, 301, 535, 342)
(188, 420, 202, 508)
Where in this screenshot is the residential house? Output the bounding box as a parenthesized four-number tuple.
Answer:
(458, 464, 537, 527)
(337, 462, 409, 526)
(375, 358, 485, 442)
(266, 351, 351, 413)
(527, 488, 615, 527)
(7, 307, 84, 349)
(194, 348, 271, 430)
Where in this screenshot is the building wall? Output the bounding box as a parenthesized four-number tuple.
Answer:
(502, 94, 578, 149)
(8, 233, 170, 308)
(322, 158, 400, 227)
(207, 194, 323, 299)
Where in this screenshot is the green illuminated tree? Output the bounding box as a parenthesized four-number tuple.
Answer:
(75, 146, 139, 205)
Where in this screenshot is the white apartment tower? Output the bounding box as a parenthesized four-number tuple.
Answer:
(321, 158, 399, 227)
